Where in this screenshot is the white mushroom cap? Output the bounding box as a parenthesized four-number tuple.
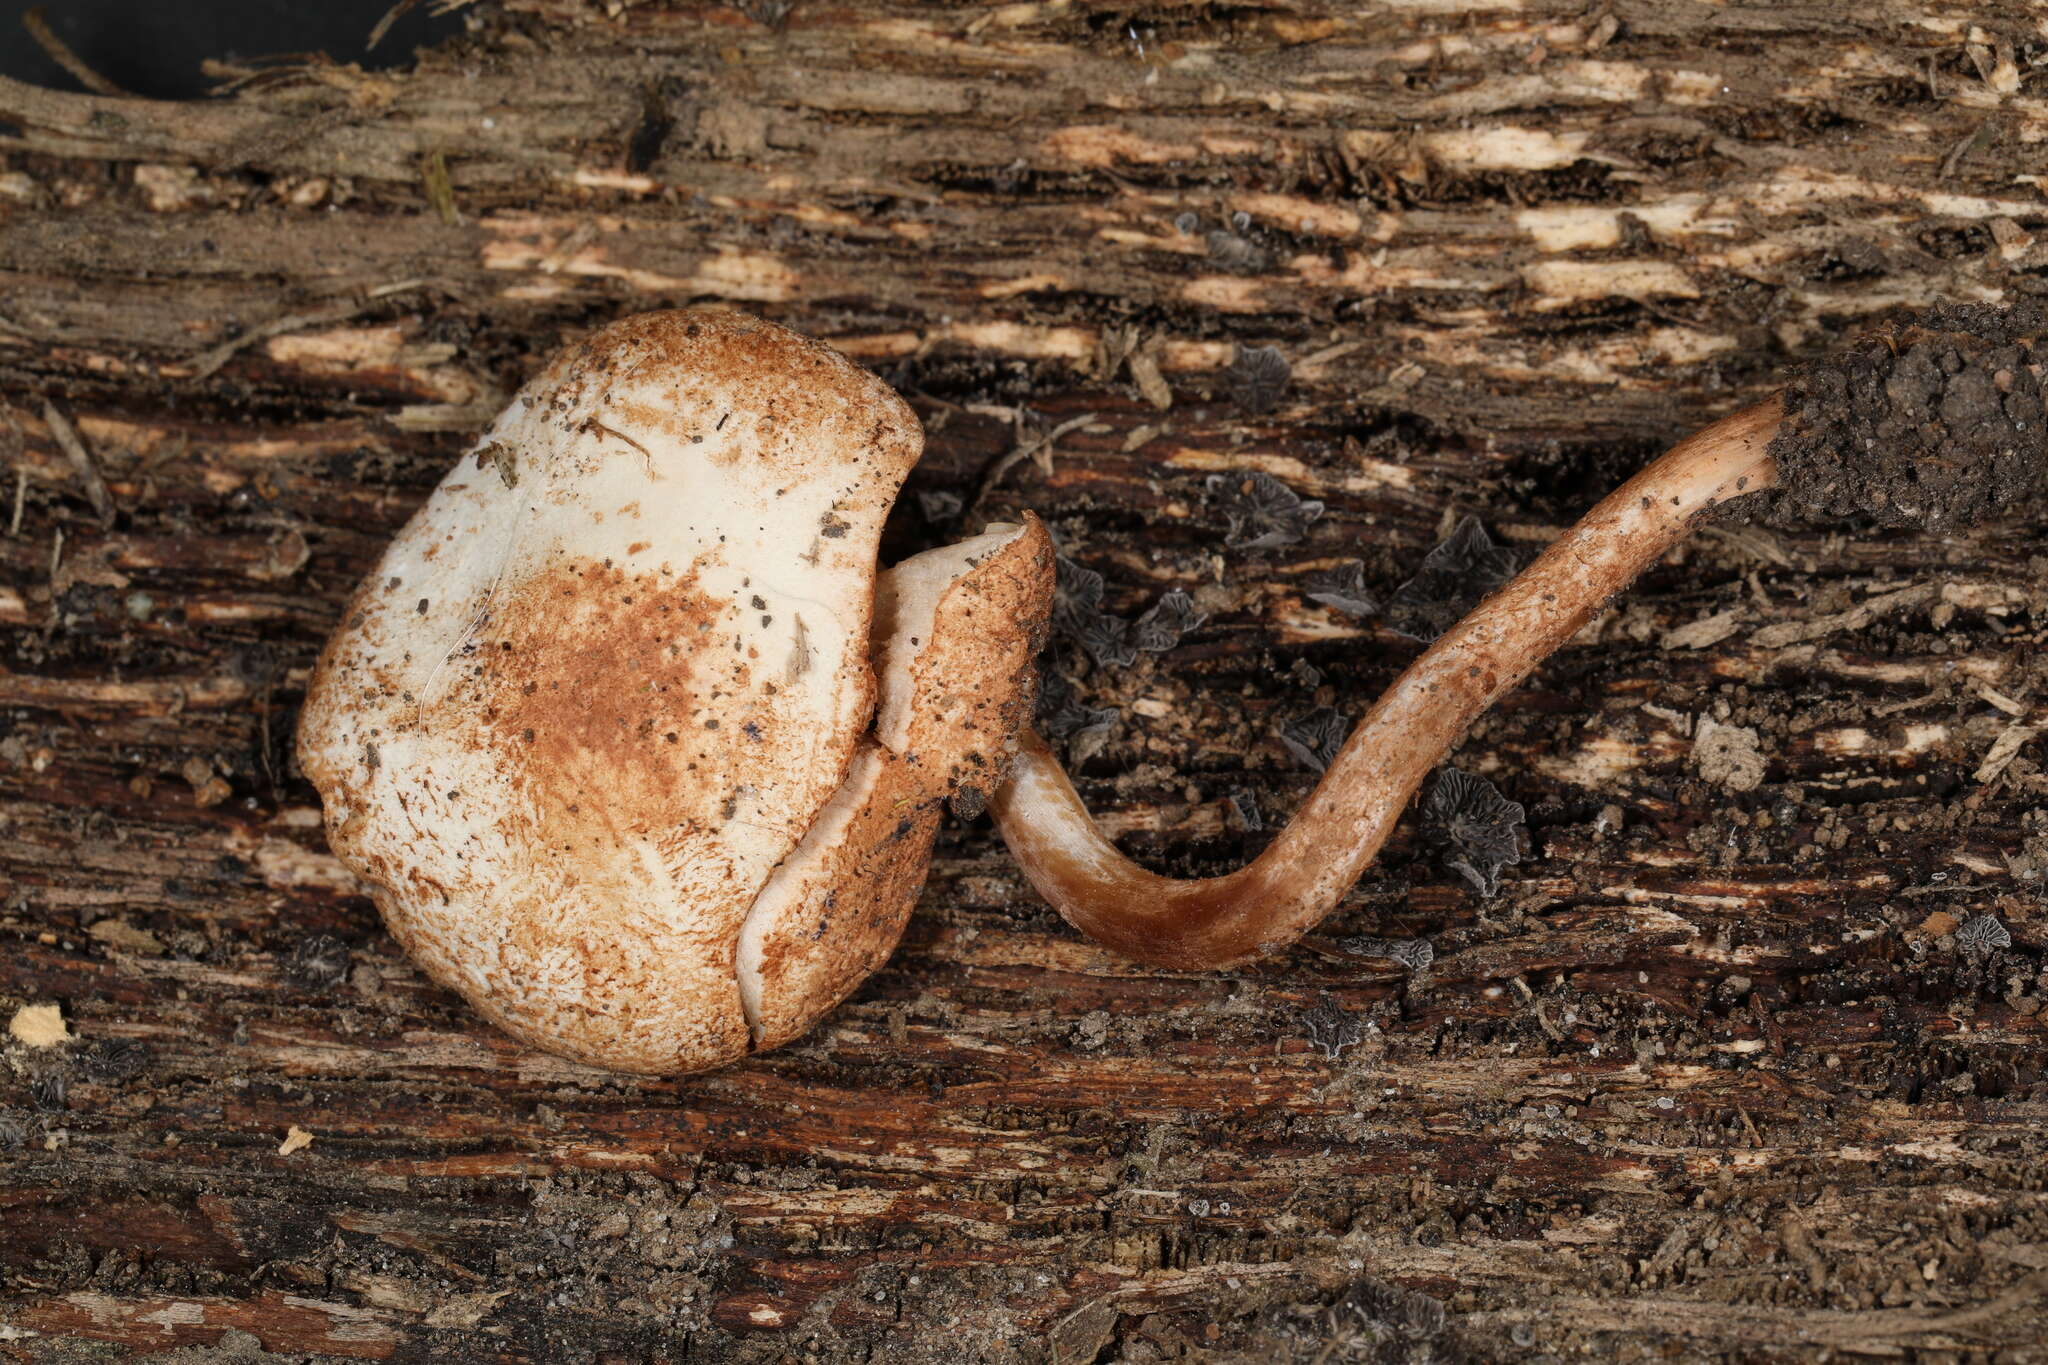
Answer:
(299, 311, 1051, 1073)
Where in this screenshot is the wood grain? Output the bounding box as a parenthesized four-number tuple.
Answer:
(4, 2, 2047, 1360)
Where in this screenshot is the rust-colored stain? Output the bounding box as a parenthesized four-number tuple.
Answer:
(472, 558, 725, 826)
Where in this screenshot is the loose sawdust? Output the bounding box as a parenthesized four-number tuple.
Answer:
(8, 1002, 69, 1048)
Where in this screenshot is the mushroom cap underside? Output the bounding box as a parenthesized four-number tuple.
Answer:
(739, 518, 1054, 1056)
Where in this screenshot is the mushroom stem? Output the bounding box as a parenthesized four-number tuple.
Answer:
(993, 394, 1785, 969)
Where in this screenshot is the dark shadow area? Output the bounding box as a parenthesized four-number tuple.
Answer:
(0, 0, 467, 100)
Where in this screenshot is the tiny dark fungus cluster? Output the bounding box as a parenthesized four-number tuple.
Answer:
(1280, 706, 1349, 774)
(1207, 470, 1324, 549)
(1422, 767, 1526, 898)
(1051, 556, 1207, 667)
(1384, 516, 1518, 644)
(1222, 343, 1292, 413)
(1303, 560, 1379, 619)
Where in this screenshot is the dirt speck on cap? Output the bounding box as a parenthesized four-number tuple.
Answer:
(1766, 301, 2048, 532)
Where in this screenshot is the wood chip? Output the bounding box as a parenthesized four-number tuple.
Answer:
(182, 280, 424, 382)
(88, 918, 167, 956)
(182, 756, 232, 807)
(21, 6, 131, 97)
(42, 402, 115, 527)
(184, 301, 374, 382)
(424, 1288, 511, 1328)
(975, 412, 1092, 507)
(278, 1126, 315, 1156)
(1128, 349, 1172, 411)
(1693, 717, 1764, 792)
(539, 220, 599, 273)
(1914, 911, 1960, 939)
(1973, 682, 2028, 717)
(1700, 524, 1795, 568)
(1661, 609, 1741, 651)
(1974, 722, 2040, 784)
(367, 0, 425, 51)
(1359, 360, 1424, 406)
(1752, 585, 1932, 649)
(1121, 422, 1164, 453)
(391, 401, 501, 432)
(421, 150, 459, 226)
(7, 1002, 69, 1048)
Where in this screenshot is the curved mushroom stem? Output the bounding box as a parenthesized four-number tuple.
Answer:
(992, 395, 1785, 969)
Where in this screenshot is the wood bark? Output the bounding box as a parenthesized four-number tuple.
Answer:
(3, 2, 2048, 1360)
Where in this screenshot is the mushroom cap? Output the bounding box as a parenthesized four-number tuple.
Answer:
(298, 310, 1051, 1073)
(740, 520, 1053, 1052)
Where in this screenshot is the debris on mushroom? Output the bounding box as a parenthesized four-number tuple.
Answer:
(300, 312, 1053, 1074)
(737, 522, 1049, 1053)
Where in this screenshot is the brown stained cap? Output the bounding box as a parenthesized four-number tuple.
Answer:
(299, 311, 1052, 1073)
(739, 519, 1054, 1052)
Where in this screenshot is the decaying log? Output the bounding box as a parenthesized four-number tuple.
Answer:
(3, 2, 2048, 1360)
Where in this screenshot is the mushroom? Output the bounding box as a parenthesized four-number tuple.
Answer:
(299, 312, 1052, 1074)
(306, 302, 2044, 1072)
(992, 302, 2048, 967)
(992, 398, 1781, 967)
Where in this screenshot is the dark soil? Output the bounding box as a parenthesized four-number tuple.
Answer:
(1768, 301, 2048, 532)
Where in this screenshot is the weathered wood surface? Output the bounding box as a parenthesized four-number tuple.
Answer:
(4, 2, 2048, 1360)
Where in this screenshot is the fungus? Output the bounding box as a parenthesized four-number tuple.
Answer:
(1956, 914, 2012, 954)
(300, 312, 1052, 1074)
(285, 932, 352, 988)
(1302, 560, 1377, 620)
(1052, 555, 1138, 668)
(1383, 515, 1518, 644)
(305, 302, 2045, 1072)
(992, 302, 2047, 969)
(1221, 344, 1291, 414)
(1036, 660, 1119, 742)
(1207, 470, 1324, 549)
(1051, 557, 1204, 664)
(1132, 590, 1206, 653)
(1421, 767, 1525, 898)
(1278, 707, 1348, 774)
(1300, 995, 1366, 1060)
